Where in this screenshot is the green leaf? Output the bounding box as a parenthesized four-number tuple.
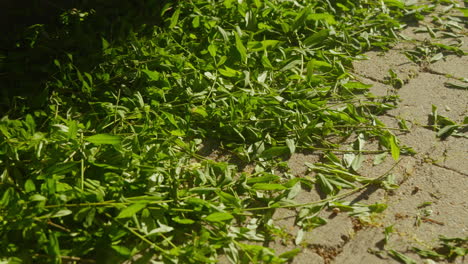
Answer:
(412, 247, 444, 259)
(279, 248, 302, 259)
(384, 225, 394, 244)
(337, 3, 350, 11)
(307, 13, 336, 24)
(285, 139, 296, 155)
(101, 37, 110, 50)
(148, 223, 174, 235)
(204, 212, 234, 222)
(437, 125, 458, 138)
(330, 201, 355, 212)
(67, 120, 78, 140)
(84, 72, 93, 86)
(281, 59, 302, 72)
(234, 31, 247, 64)
(170, 129, 185, 136)
(452, 246, 467, 257)
(84, 208, 96, 228)
(50, 209, 73, 218)
(304, 216, 327, 229)
(48, 232, 60, 257)
(261, 54, 273, 68)
(191, 107, 208, 118)
(85, 134, 121, 145)
(431, 43, 464, 55)
(261, 40, 281, 49)
(207, 44, 217, 57)
(29, 194, 46, 201)
(373, 153, 387, 165)
(46, 162, 79, 176)
(384, 0, 405, 9)
(306, 60, 315, 82)
(457, 8, 468, 17)
(292, 6, 312, 31)
(317, 174, 334, 195)
(388, 249, 417, 264)
(219, 66, 241, 77)
(172, 216, 195, 224)
(218, 191, 239, 207)
(252, 183, 287, 191)
(389, 134, 400, 161)
(217, 26, 229, 42)
(169, 8, 181, 29)
(247, 40, 281, 51)
(293, 230, 304, 247)
(439, 236, 467, 244)
(342, 82, 372, 91)
(351, 154, 365, 171)
(304, 29, 329, 47)
(112, 245, 132, 257)
(117, 203, 147, 219)
(247, 41, 263, 51)
(192, 16, 200, 28)
(25, 179, 36, 192)
(25, 114, 36, 132)
(247, 173, 280, 184)
(430, 53, 444, 62)
(444, 82, 468, 90)
(368, 203, 387, 213)
(260, 146, 289, 159)
(307, 59, 332, 72)
(142, 69, 160, 81)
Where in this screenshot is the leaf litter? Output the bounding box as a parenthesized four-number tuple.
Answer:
(1, 0, 466, 263)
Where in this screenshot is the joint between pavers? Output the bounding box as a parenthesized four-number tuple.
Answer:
(430, 163, 468, 177)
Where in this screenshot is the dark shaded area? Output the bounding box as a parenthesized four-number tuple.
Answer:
(349, 184, 380, 204)
(0, 0, 172, 113)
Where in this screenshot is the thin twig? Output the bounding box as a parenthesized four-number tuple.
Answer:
(47, 220, 71, 233)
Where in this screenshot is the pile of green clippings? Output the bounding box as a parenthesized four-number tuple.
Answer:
(0, 0, 438, 263)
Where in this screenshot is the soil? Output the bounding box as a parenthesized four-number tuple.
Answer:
(271, 3, 468, 264)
